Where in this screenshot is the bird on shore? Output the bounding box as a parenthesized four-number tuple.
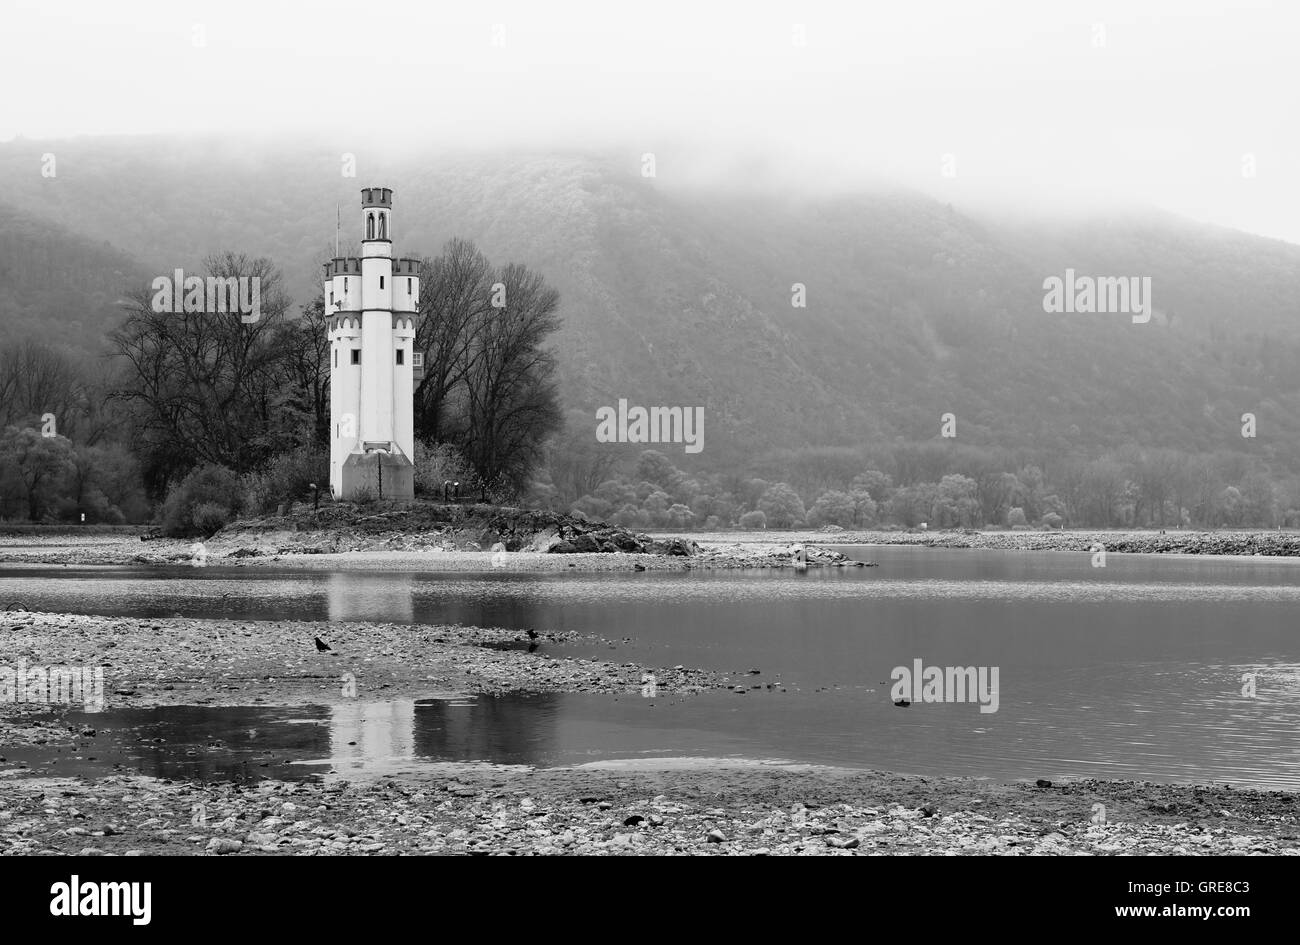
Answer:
(314, 637, 333, 653)
(526, 628, 539, 641)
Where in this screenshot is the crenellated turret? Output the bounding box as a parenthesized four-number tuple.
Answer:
(328, 187, 421, 503)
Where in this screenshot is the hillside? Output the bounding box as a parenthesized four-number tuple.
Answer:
(0, 201, 146, 358)
(2, 136, 1299, 473)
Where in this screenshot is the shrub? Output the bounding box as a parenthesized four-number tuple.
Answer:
(414, 442, 474, 498)
(158, 464, 241, 537)
(739, 510, 767, 530)
(1007, 506, 1028, 528)
(192, 501, 232, 536)
(240, 447, 327, 516)
(1040, 512, 1064, 529)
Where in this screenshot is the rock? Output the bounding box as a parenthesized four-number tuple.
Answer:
(623, 815, 645, 827)
(570, 534, 600, 553)
(706, 829, 726, 843)
(921, 805, 938, 818)
(206, 838, 244, 854)
(550, 541, 578, 554)
(651, 538, 695, 557)
(1035, 779, 1053, 789)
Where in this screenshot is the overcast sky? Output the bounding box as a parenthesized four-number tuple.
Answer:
(4, 0, 1297, 242)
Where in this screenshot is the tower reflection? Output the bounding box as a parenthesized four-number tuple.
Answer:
(325, 571, 415, 623)
(326, 693, 563, 771)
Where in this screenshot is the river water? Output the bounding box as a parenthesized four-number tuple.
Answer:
(2, 545, 1299, 788)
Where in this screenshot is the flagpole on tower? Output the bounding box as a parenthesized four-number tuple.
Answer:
(335, 202, 340, 258)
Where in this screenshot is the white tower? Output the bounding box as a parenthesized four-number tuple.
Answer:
(325, 187, 421, 502)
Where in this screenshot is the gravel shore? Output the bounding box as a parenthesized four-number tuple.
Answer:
(682, 528, 1300, 557)
(4, 762, 1298, 856)
(0, 533, 855, 570)
(0, 611, 722, 714)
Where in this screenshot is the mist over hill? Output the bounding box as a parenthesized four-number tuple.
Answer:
(2, 135, 1299, 481)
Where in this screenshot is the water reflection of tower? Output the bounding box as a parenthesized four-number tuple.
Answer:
(326, 572, 415, 623)
(329, 699, 416, 770)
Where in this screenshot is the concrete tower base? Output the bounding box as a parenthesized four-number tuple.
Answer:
(340, 451, 415, 505)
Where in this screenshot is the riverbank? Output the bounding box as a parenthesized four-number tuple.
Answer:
(0, 533, 855, 570)
(681, 528, 1300, 557)
(2, 761, 1297, 856)
(5, 525, 1300, 571)
(0, 611, 724, 716)
(3, 611, 1299, 856)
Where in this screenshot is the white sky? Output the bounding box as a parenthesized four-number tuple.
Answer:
(3, 0, 1297, 242)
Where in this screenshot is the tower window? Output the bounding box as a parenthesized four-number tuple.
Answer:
(379, 214, 387, 239)
(408, 277, 413, 294)
(396, 349, 404, 365)
(333, 349, 337, 368)
(380, 276, 385, 289)
(351, 349, 361, 365)
(367, 213, 375, 239)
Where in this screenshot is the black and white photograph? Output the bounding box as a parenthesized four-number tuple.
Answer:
(0, 0, 1295, 924)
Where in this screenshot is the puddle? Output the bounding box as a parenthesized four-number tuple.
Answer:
(0, 691, 763, 783)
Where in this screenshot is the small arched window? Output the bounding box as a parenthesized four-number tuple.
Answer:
(378, 214, 387, 239)
(366, 213, 375, 239)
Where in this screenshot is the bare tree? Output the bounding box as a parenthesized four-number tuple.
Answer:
(108, 253, 298, 489)
(458, 262, 563, 490)
(0, 340, 99, 440)
(414, 238, 494, 443)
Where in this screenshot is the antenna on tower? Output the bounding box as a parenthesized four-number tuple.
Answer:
(335, 202, 340, 258)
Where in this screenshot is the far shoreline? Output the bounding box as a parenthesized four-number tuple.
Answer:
(5, 524, 1300, 570)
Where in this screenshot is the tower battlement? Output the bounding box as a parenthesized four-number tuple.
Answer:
(360, 187, 393, 208)
(393, 258, 421, 276)
(326, 257, 362, 277)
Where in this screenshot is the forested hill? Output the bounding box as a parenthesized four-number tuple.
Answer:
(0, 201, 146, 358)
(2, 135, 1299, 473)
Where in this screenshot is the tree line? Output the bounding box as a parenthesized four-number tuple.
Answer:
(549, 443, 1300, 531)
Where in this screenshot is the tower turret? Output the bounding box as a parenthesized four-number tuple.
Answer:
(328, 187, 420, 503)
